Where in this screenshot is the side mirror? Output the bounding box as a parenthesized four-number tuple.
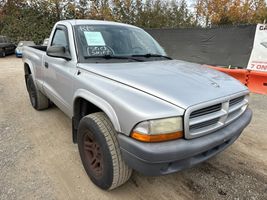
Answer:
(47, 46, 71, 60)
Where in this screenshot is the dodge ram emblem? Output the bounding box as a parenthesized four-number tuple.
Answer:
(211, 82, 220, 88)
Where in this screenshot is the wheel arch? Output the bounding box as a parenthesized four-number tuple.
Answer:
(72, 89, 121, 143)
(24, 61, 35, 85)
(24, 63, 31, 75)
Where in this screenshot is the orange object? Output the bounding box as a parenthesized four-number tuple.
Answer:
(131, 131, 183, 142)
(247, 71, 267, 94)
(206, 66, 249, 85)
(206, 65, 267, 95)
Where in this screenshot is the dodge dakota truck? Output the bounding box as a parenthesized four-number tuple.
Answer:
(23, 20, 252, 190)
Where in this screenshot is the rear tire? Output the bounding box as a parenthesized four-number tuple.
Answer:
(26, 74, 49, 110)
(77, 112, 132, 190)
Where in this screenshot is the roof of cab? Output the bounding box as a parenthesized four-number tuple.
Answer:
(60, 19, 139, 29)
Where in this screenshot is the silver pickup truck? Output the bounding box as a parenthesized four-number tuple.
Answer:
(23, 20, 252, 190)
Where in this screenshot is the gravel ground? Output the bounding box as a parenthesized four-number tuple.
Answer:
(0, 56, 267, 200)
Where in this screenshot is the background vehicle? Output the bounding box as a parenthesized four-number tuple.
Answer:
(15, 41, 35, 58)
(42, 38, 49, 46)
(22, 20, 252, 190)
(0, 35, 16, 57)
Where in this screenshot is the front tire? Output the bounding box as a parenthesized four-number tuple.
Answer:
(77, 112, 132, 190)
(26, 74, 49, 110)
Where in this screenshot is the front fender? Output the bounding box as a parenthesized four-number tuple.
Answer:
(73, 89, 121, 132)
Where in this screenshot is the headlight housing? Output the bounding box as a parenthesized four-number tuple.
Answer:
(131, 117, 183, 142)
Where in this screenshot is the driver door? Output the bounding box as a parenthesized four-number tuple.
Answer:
(43, 25, 76, 117)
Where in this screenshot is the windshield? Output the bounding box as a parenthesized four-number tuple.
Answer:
(75, 24, 167, 63)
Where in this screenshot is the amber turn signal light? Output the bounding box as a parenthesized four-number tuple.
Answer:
(131, 131, 183, 142)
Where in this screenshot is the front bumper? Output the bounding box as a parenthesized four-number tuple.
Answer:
(118, 108, 252, 176)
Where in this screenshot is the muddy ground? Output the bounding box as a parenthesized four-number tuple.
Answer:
(0, 56, 266, 200)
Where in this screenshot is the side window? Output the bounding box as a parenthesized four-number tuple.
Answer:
(51, 29, 68, 48)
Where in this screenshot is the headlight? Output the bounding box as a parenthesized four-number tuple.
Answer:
(131, 117, 183, 142)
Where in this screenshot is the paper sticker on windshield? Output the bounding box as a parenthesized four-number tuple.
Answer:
(84, 31, 105, 46)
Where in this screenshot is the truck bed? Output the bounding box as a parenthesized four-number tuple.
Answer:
(23, 46, 47, 73)
(29, 45, 47, 52)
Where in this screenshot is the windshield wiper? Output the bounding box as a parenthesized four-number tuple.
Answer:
(84, 55, 143, 62)
(131, 54, 172, 60)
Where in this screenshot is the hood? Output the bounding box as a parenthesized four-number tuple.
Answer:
(78, 60, 248, 109)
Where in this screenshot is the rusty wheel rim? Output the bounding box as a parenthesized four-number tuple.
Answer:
(83, 132, 104, 178)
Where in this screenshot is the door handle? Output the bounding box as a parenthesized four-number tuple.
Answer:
(44, 62, 49, 68)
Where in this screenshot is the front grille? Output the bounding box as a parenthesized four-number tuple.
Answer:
(190, 104, 222, 118)
(229, 96, 245, 107)
(190, 118, 220, 130)
(184, 93, 249, 139)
